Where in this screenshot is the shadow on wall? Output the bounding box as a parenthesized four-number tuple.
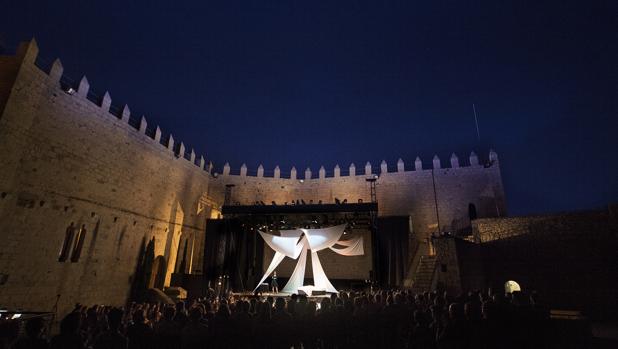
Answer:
(164, 200, 184, 287)
(130, 237, 168, 301)
(151, 255, 167, 290)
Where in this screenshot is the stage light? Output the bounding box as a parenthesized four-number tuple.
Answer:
(299, 179, 304, 183)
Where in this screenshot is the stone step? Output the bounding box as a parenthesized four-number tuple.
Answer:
(410, 255, 437, 293)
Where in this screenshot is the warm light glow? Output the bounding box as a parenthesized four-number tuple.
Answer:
(505, 280, 521, 293)
(210, 209, 221, 219)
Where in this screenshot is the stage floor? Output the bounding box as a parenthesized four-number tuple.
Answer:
(231, 291, 332, 299)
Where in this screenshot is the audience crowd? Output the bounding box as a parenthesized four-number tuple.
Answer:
(2, 288, 555, 349)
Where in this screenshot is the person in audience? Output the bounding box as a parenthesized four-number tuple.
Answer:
(153, 305, 180, 349)
(92, 307, 127, 349)
(181, 307, 207, 348)
(126, 308, 153, 349)
(50, 312, 84, 349)
(10, 317, 48, 349)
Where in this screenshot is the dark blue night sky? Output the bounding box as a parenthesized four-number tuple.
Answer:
(2, 1, 617, 215)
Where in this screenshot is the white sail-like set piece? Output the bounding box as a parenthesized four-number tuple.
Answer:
(329, 236, 364, 256)
(311, 250, 338, 293)
(302, 225, 346, 251)
(253, 251, 286, 291)
(281, 237, 309, 293)
(258, 231, 303, 258)
(254, 224, 363, 294)
(279, 229, 303, 238)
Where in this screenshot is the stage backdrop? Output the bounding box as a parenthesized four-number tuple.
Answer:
(203, 219, 264, 291)
(262, 227, 373, 282)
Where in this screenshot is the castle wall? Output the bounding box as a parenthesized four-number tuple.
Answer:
(213, 157, 506, 243)
(472, 209, 614, 243)
(470, 208, 618, 317)
(214, 159, 506, 282)
(0, 41, 214, 315)
(0, 39, 509, 313)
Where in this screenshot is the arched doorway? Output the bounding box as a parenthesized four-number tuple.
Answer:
(504, 280, 521, 293)
(150, 256, 167, 290)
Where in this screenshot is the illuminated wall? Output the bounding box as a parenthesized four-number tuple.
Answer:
(0, 40, 216, 315)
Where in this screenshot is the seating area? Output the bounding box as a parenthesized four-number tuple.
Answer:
(0, 288, 598, 349)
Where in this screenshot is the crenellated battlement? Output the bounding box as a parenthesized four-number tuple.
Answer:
(218, 150, 499, 180)
(10, 39, 214, 175)
(5, 39, 501, 185)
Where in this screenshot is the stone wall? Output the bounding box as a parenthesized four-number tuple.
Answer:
(216, 159, 507, 285)
(470, 207, 618, 317)
(213, 155, 507, 244)
(472, 209, 615, 243)
(0, 40, 215, 315)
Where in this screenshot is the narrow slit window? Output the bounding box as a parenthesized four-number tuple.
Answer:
(58, 223, 75, 262)
(70, 224, 87, 262)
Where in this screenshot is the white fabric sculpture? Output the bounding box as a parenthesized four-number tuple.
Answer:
(254, 224, 364, 294)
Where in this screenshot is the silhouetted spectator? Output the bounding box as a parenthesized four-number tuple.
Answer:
(126, 309, 153, 349)
(153, 306, 180, 349)
(10, 317, 48, 349)
(181, 307, 207, 348)
(50, 312, 84, 349)
(93, 307, 127, 349)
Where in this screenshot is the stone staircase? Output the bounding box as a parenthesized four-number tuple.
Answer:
(402, 240, 422, 288)
(410, 255, 437, 293)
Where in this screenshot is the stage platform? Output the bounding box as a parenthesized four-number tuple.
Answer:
(231, 291, 333, 300)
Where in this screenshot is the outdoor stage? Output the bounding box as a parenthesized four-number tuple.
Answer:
(191, 202, 411, 300)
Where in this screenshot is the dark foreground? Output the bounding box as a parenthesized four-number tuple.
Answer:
(0, 289, 605, 349)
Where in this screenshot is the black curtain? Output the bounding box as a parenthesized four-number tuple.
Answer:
(202, 219, 263, 292)
(376, 216, 409, 287)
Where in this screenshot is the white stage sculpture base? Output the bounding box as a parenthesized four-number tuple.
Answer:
(297, 285, 326, 296)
